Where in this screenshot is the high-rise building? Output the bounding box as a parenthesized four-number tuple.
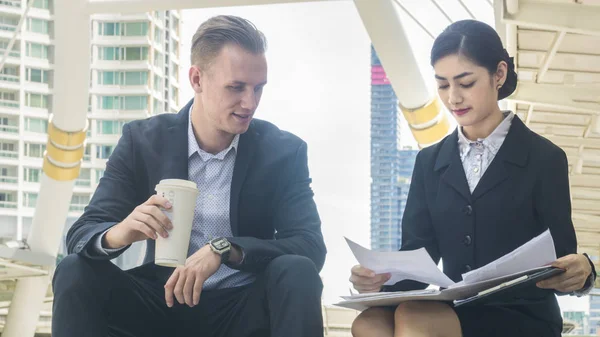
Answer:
(0, 0, 182, 269)
(590, 289, 600, 335)
(370, 46, 417, 251)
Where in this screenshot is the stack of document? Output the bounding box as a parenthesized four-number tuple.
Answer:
(336, 230, 558, 311)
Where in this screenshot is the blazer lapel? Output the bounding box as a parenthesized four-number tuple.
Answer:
(162, 100, 192, 181)
(230, 122, 259, 236)
(470, 116, 529, 201)
(434, 130, 472, 203)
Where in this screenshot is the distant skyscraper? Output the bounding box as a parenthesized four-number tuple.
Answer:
(369, 45, 417, 251)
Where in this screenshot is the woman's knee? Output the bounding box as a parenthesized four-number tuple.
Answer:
(351, 307, 394, 337)
(394, 301, 460, 336)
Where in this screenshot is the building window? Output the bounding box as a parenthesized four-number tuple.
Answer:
(96, 145, 115, 159)
(31, 0, 51, 9)
(24, 167, 41, 183)
(83, 144, 91, 161)
(27, 18, 49, 34)
(26, 68, 49, 83)
(25, 93, 49, 109)
(124, 22, 148, 36)
(99, 22, 148, 36)
(0, 15, 18, 32)
(24, 143, 45, 158)
(154, 50, 162, 67)
(70, 194, 90, 212)
(24, 117, 48, 133)
(96, 120, 127, 135)
(98, 96, 147, 110)
(75, 169, 91, 187)
(154, 27, 162, 43)
(98, 71, 148, 86)
(171, 87, 178, 104)
(23, 192, 38, 208)
(26, 42, 49, 59)
(99, 46, 148, 61)
(95, 169, 104, 184)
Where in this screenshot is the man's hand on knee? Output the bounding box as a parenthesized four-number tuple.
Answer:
(164, 245, 221, 307)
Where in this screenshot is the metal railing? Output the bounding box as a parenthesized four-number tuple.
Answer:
(74, 179, 91, 187)
(0, 200, 17, 208)
(0, 176, 17, 183)
(0, 74, 18, 83)
(0, 1, 20, 9)
(0, 125, 18, 133)
(0, 99, 18, 108)
(69, 204, 87, 212)
(0, 150, 17, 158)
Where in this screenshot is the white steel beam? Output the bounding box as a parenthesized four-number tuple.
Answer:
(2, 0, 91, 336)
(546, 136, 600, 149)
(353, 0, 431, 108)
(508, 82, 600, 114)
(502, 1, 600, 36)
(86, 0, 339, 14)
(536, 31, 565, 83)
(571, 174, 600, 188)
(505, 0, 519, 15)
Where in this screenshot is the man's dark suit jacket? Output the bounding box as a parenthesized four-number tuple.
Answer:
(387, 116, 596, 331)
(66, 99, 327, 276)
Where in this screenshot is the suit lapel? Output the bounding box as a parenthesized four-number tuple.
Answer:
(163, 100, 192, 181)
(230, 122, 259, 236)
(471, 116, 529, 201)
(434, 131, 472, 203)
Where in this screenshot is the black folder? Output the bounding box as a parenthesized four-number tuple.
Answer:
(453, 267, 565, 307)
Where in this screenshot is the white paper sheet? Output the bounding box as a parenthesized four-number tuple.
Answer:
(345, 237, 455, 288)
(460, 229, 556, 284)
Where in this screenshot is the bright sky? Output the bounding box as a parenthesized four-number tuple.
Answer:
(179, 1, 589, 313)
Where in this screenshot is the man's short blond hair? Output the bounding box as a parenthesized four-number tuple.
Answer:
(190, 15, 267, 69)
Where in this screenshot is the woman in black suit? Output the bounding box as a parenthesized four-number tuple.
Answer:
(349, 20, 597, 337)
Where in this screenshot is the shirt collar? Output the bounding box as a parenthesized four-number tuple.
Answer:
(457, 111, 514, 157)
(188, 105, 239, 161)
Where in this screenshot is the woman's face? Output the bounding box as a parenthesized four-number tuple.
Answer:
(433, 54, 505, 129)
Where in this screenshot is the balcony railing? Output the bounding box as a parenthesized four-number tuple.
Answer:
(0, 200, 17, 208)
(0, 124, 18, 133)
(0, 176, 17, 183)
(0, 1, 20, 9)
(69, 204, 87, 212)
(0, 150, 17, 158)
(0, 49, 20, 58)
(0, 23, 16, 32)
(0, 99, 18, 108)
(75, 179, 91, 187)
(0, 74, 18, 83)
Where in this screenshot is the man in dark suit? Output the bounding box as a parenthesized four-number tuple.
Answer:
(52, 15, 326, 337)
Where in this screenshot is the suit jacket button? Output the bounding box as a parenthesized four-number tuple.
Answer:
(464, 264, 472, 272)
(462, 205, 473, 215)
(463, 235, 472, 246)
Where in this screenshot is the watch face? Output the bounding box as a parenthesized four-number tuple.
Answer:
(213, 239, 229, 250)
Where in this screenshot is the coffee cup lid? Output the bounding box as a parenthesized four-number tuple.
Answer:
(157, 179, 197, 190)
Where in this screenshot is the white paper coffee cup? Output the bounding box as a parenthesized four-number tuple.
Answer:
(154, 179, 198, 267)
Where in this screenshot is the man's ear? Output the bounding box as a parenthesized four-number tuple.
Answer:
(189, 65, 203, 94)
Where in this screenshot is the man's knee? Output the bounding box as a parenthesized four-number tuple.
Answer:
(53, 254, 110, 295)
(265, 255, 322, 293)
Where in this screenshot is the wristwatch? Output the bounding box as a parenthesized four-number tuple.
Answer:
(208, 237, 231, 264)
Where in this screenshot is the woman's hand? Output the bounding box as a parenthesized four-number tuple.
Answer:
(536, 254, 592, 293)
(350, 265, 392, 293)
